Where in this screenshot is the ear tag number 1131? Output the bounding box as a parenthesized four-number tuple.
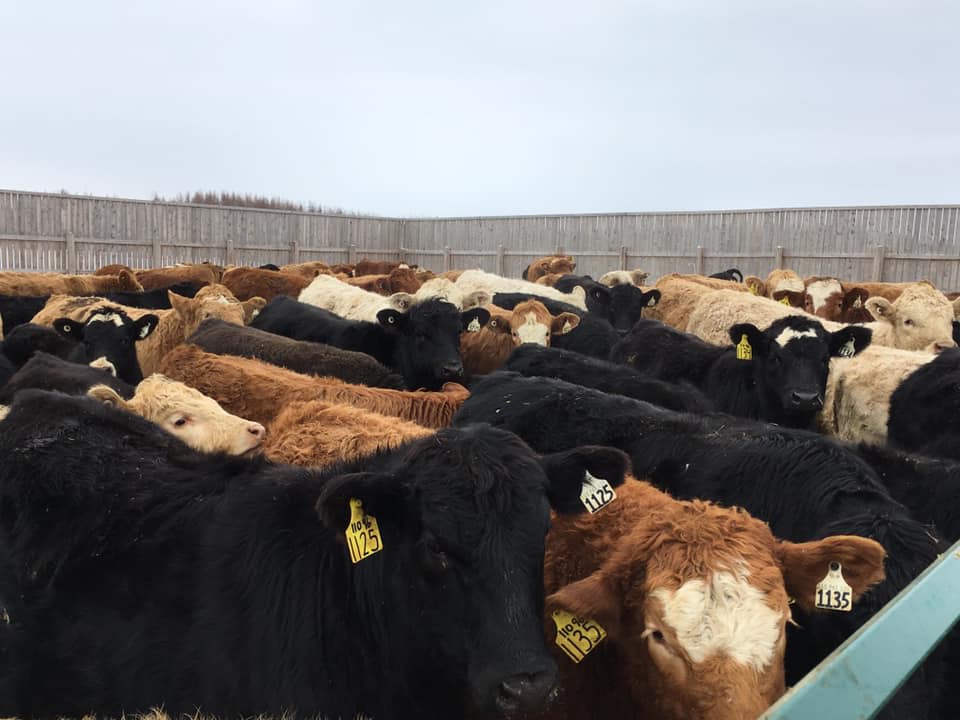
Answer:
(346, 498, 383, 564)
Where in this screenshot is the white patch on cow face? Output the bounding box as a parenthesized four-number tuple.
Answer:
(215, 295, 232, 305)
(806, 279, 842, 313)
(516, 312, 550, 345)
(89, 356, 117, 377)
(774, 328, 819, 347)
(651, 571, 782, 671)
(87, 312, 125, 327)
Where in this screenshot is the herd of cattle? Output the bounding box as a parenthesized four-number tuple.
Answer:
(0, 255, 957, 719)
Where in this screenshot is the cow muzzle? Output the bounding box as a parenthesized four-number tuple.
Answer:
(440, 362, 464, 379)
(494, 668, 560, 716)
(788, 390, 823, 411)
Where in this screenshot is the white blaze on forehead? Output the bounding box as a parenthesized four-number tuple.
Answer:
(215, 295, 232, 305)
(774, 327, 819, 347)
(652, 571, 782, 670)
(87, 312, 125, 327)
(806, 279, 842, 312)
(89, 356, 117, 376)
(516, 311, 550, 344)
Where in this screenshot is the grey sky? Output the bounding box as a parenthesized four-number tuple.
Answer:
(2, 1, 957, 216)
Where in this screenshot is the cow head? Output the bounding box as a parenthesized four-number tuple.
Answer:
(88, 374, 265, 455)
(546, 482, 886, 720)
(744, 276, 767, 296)
(53, 307, 158, 384)
(169, 284, 252, 334)
(840, 288, 872, 323)
(805, 278, 843, 315)
(316, 426, 630, 717)
(392, 279, 490, 312)
(606, 286, 661, 334)
(728, 316, 872, 427)
(771, 289, 807, 309)
(376, 299, 490, 389)
(865, 282, 959, 352)
(485, 300, 581, 347)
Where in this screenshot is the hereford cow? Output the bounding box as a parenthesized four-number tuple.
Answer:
(804, 277, 844, 315)
(0, 389, 629, 718)
(252, 295, 488, 390)
(0, 270, 142, 297)
(220, 266, 311, 301)
(612, 316, 871, 429)
(805, 285, 872, 323)
(159, 344, 469, 429)
(186, 318, 404, 389)
(459, 300, 581, 375)
(502, 344, 714, 413)
(598, 268, 650, 287)
(539, 475, 884, 720)
(553, 275, 661, 333)
(263, 399, 433, 468)
(455, 270, 589, 311)
(88, 375, 264, 455)
(454, 373, 946, 718)
(0, 352, 135, 403)
(522, 254, 576, 281)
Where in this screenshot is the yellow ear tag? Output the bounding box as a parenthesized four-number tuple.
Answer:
(736, 334, 753, 361)
(748, 284, 759, 295)
(779, 296, 791, 306)
(580, 470, 616, 514)
(346, 498, 383, 564)
(552, 609, 607, 663)
(815, 561, 852, 612)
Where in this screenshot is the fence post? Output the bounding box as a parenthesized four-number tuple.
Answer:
(289, 239, 300, 265)
(775, 245, 785, 269)
(873, 244, 886, 281)
(225, 237, 235, 267)
(497, 245, 506, 275)
(695, 246, 704, 275)
(555, 244, 565, 257)
(348, 244, 357, 264)
(443, 246, 452, 272)
(65, 233, 77, 274)
(152, 232, 162, 268)
(620, 245, 628, 271)
(398, 246, 407, 265)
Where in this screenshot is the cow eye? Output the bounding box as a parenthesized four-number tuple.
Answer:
(903, 318, 913, 326)
(172, 417, 189, 427)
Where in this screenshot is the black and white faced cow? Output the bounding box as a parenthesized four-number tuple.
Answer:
(0, 388, 630, 719)
(552, 275, 660, 333)
(53, 307, 158, 385)
(251, 295, 489, 390)
(612, 316, 872, 429)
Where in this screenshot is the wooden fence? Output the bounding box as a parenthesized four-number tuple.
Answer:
(3, 190, 960, 287)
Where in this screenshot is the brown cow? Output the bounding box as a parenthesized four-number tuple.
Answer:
(135, 264, 220, 290)
(278, 260, 333, 280)
(0, 270, 142, 297)
(92, 263, 134, 276)
(523, 255, 577, 281)
(460, 300, 581, 375)
(345, 267, 423, 295)
(541, 476, 885, 720)
(842, 281, 917, 303)
(88, 375, 265, 455)
(805, 286, 872, 323)
(771, 289, 808, 309)
(158, 344, 469, 429)
(263, 399, 433, 468)
(648, 274, 750, 330)
(220, 266, 311, 301)
(354, 258, 410, 276)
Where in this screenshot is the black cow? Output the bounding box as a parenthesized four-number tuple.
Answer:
(0, 296, 47, 334)
(888, 348, 960, 460)
(709, 268, 743, 282)
(251, 295, 489, 390)
(502, 344, 713, 413)
(0, 389, 629, 719)
(611, 316, 872, 429)
(52, 307, 158, 384)
(187, 318, 405, 389)
(0, 352, 135, 403)
(258, 263, 282, 271)
(0, 351, 12, 390)
(552, 275, 661, 333)
(1, 323, 77, 368)
(453, 373, 946, 720)
(492, 293, 619, 359)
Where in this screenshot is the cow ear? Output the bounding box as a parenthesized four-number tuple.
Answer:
(569, 285, 587, 302)
(551, 312, 580, 335)
(462, 290, 490, 309)
(632, 269, 650, 285)
(53, 318, 83, 340)
(745, 277, 766, 296)
(828, 326, 871, 358)
(642, 289, 661, 308)
(865, 297, 894, 323)
(241, 297, 266, 323)
(315, 471, 409, 531)
(776, 535, 885, 614)
(844, 288, 869, 310)
(546, 570, 623, 639)
(539, 446, 631, 515)
(728, 323, 766, 356)
(376, 308, 408, 331)
(485, 316, 513, 335)
(461, 307, 490, 333)
(388, 293, 415, 311)
(87, 384, 131, 410)
(168, 291, 192, 316)
(952, 297, 960, 320)
(588, 285, 610, 305)
(132, 314, 160, 341)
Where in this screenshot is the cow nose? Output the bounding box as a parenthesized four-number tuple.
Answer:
(248, 423, 265, 440)
(440, 362, 464, 379)
(790, 391, 823, 409)
(495, 670, 559, 715)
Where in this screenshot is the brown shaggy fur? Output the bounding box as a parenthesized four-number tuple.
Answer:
(135, 264, 220, 290)
(0, 269, 142, 297)
(263, 400, 433, 468)
(842, 281, 918, 303)
(771, 289, 808, 309)
(279, 261, 333, 280)
(541, 477, 885, 720)
(764, 269, 804, 298)
(345, 267, 423, 295)
(354, 259, 409, 276)
(648, 274, 750, 330)
(92, 263, 134, 276)
(220, 266, 311, 301)
(159, 344, 469, 428)
(743, 275, 767, 296)
(524, 255, 576, 281)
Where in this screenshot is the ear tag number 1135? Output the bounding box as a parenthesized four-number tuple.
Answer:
(346, 498, 383, 564)
(552, 609, 606, 663)
(815, 561, 852, 612)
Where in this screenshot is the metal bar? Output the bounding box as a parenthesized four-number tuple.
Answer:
(762, 539, 960, 720)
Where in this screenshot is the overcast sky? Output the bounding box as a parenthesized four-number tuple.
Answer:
(2, 1, 957, 217)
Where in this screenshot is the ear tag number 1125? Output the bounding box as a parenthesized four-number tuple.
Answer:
(580, 471, 616, 513)
(346, 498, 383, 564)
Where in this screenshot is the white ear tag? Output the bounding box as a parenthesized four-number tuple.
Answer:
(815, 561, 853, 612)
(853, 297, 863, 308)
(838, 338, 856, 358)
(467, 317, 481, 332)
(580, 470, 616, 513)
